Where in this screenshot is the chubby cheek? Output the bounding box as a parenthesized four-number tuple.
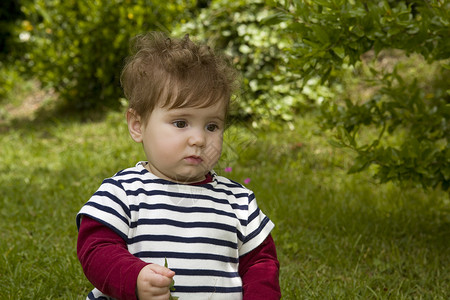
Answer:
(144, 132, 178, 161)
(157, 136, 183, 158)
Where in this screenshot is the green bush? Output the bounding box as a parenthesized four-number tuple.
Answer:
(14, 0, 450, 189)
(175, 0, 335, 124)
(265, 0, 450, 189)
(321, 53, 449, 190)
(21, 0, 196, 110)
(0, 0, 25, 100)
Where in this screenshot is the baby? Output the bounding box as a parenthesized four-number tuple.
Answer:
(77, 32, 280, 300)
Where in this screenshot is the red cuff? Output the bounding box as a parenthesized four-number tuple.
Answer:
(239, 234, 281, 299)
(77, 216, 148, 300)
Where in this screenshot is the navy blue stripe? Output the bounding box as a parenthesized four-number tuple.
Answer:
(130, 203, 247, 227)
(130, 202, 247, 226)
(236, 230, 244, 242)
(171, 268, 240, 278)
(115, 168, 147, 176)
(248, 206, 261, 224)
(102, 178, 124, 188)
(204, 186, 248, 197)
(174, 285, 242, 293)
(218, 178, 246, 189)
(116, 177, 177, 186)
(129, 202, 237, 219)
(93, 190, 131, 219)
(82, 202, 129, 227)
(248, 192, 255, 202)
(129, 234, 237, 249)
(244, 216, 271, 243)
(76, 214, 83, 230)
(130, 218, 237, 233)
(126, 188, 248, 210)
(135, 251, 238, 264)
(197, 182, 249, 197)
(115, 170, 186, 185)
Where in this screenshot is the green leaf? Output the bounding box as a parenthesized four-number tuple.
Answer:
(348, 156, 371, 174)
(165, 258, 179, 300)
(328, 139, 345, 148)
(332, 47, 346, 59)
(261, 12, 291, 25)
(312, 25, 330, 44)
(442, 166, 450, 180)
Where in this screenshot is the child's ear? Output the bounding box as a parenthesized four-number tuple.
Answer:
(127, 109, 143, 143)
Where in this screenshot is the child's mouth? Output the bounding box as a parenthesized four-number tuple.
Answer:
(185, 156, 203, 165)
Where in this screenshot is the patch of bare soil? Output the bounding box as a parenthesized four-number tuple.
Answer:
(1, 82, 56, 124)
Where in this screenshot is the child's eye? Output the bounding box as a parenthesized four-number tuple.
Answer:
(206, 123, 219, 132)
(173, 120, 187, 128)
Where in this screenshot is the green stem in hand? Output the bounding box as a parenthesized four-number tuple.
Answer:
(165, 258, 179, 300)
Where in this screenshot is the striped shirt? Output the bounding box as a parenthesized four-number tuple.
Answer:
(77, 162, 274, 300)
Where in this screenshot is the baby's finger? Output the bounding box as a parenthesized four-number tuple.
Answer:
(148, 263, 176, 278)
(148, 272, 173, 288)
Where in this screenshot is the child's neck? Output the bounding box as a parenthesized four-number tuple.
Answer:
(191, 172, 213, 185)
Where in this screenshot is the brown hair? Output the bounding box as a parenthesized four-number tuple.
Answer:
(120, 32, 239, 122)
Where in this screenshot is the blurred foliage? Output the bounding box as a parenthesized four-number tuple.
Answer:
(2, 0, 449, 190)
(174, 0, 336, 124)
(19, 0, 197, 110)
(264, 0, 449, 190)
(0, 63, 16, 102)
(0, 0, 25, 100)
(267, 0, 449, 79)
(176, 0, 449, 189)
(322, 53, 449, 190)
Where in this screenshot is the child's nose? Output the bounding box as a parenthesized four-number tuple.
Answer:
(188, 128, 206, 147)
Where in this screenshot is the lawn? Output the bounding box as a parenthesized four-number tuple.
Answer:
(0, 93, 448, 299)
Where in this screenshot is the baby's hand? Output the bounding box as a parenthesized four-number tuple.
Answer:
(136, 264, 175, 300)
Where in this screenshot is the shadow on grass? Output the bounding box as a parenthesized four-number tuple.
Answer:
(0, 90, 123, 134)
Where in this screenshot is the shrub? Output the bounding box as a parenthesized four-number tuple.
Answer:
(0, 0, 25, 100)
(175, 0, 335, 124)
(265, 0, 450, 189)
(21, 0, 197, 110)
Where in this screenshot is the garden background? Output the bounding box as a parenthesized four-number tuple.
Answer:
(0, 0, 449, 299)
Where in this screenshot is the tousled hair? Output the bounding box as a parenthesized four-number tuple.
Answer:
(120, 32, 239, 122)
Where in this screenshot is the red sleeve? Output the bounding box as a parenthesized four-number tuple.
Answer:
(77, 216, 149, 300)
(238, 234, 281, 300)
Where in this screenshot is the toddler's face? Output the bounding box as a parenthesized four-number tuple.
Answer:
(139, 100, 226, 183)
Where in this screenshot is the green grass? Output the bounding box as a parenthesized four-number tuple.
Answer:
(0, 100, 448, 299)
